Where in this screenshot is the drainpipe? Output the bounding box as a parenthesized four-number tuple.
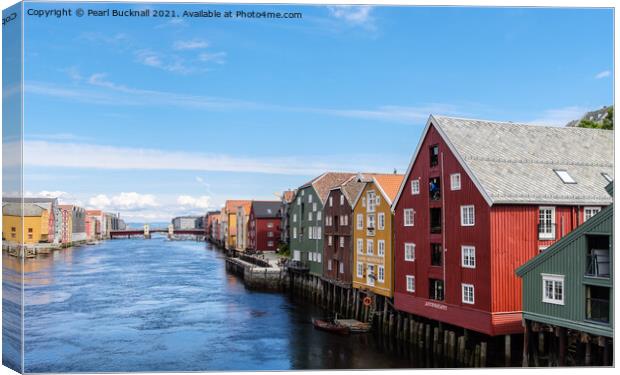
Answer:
(441, 152, 447, 295)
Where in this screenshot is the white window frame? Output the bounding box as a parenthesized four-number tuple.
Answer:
(327, 259, 332, 271)
(367, 264, 375, 286)
(297, 197, 301, 205)
(317, 252, 322, 263)
(339, 236, 344, 248)
(367, 213, 376, 229)
(378, 240, 385, 257)
(317, 226, 321, 239)
(313, 203, 317, 212)
(329, 196, 333, 207)
(542, 274, 564, 305)
(308, 194, 312, 203)
(584, 207, 601, 221)
(356, 214, 363, 230)
(293, 214, 297, 223)
(308, 212, 313, 221)
(339, 262, 344, 274)
(461, 246, 476, 268)
(538, 206, 556, 240)
(554, 169, 576, 184)
(366, 239, 374, 255)
(462, 283, 475, 304)
(378, 265, 385, 283)
(267, 222, 274, 228)
(267, 241, 274, 247)
(378, 212, 385, 230)
(450, 173, 461, 191)
(357, 239, 364, 254)
(460, 205, 475, 227)
(404, 243, 415, 261)
(404, 209, 414, 227)
(367, 191, 377, 213)
(293, 227, 297, 239)
(357, 262, 364, 278)
(406, 275, 415, 292)
(343, 215, 348, 226)
(340, 195, 344, 205)
(328, 235, 333, 246)
(411, 179, 420, 195)
(317, 211, 322, 221)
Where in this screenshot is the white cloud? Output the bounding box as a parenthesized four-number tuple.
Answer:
(174, 39, 209, 50)
(88, 192, 158, 210)
(595, 70, 610, 79)
(327, 6, 375, 29)
(527, 106, 588, 127)
(134, 49, 193, 74)
(198, 52, 227, 64)
(177, 195, 211, 209)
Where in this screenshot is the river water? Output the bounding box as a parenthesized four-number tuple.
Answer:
(10, 237, 429, 372)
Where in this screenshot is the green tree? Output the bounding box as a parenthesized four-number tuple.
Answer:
(578, 106, 613, 130)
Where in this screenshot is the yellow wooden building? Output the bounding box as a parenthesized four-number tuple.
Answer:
(224, 200, 251, 250)
(352, 174, 404, 298)
(2, 202, 50, 244)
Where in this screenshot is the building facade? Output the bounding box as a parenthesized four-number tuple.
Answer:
(223, 200, 251, 250)
(352, 174, 404, 298)
(2, 202, 50, 244)
(391, 115, 613, 336)
(516, 183, 613, 365)
(235, 201, 252, 252)
(248, 201, 282, 252)
(288, 172, 355, 276)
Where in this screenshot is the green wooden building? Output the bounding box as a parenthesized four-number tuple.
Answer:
(516, 182, 613, 366)
(288, 172, 354, 276)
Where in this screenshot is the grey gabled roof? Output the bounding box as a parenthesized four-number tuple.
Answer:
(2, 202, 48, 217)
(251, 201, 282, 218)
(426, 115, 613, 205)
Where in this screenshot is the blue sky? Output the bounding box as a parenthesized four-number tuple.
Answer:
(19, 2, 614, 222)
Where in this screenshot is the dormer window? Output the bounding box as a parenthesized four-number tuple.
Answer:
(554, 170, 576, 184)
(602, 172, 613, 182)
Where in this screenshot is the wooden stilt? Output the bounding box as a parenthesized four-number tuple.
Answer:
(480, 342, 487, 367)
(505, 334, 512, 366)
(558, 327, 567, 366)
(457, 336, 465, 365)
(585, 339, 592, 366)
(396, 314, 402, 341)
(523, 320, 531, 367)
(474, 344, 481, 367)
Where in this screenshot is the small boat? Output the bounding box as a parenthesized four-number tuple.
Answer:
(312, 318, 350, 335)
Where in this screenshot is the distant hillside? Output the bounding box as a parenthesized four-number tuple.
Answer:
(566, 105, 613, 130)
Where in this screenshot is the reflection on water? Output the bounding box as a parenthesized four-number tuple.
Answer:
(19, 237, 422, 372)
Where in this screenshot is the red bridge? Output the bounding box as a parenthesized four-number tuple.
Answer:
(109, 228, 205, 238)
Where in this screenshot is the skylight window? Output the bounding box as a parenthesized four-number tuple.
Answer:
(554, 170, 576, 184)
(602, 172, 613, 183)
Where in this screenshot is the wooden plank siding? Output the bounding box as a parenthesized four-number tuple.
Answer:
(323, 188, 354, 285)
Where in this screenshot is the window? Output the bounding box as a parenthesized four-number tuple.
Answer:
(378, 213, 385, 230)
(378, 240, 385, 256)
(430, 208, 442, 233)
(542, 274, 564, 305)
(404, 243, 415, 261)
(406, 275, 415, 292)
(430, 145, 439, 167)
(367, 191, 377, 212)
(554, 169, 576, 184)
(367, 239, 374, 255)
(328, 235, 333, 246)
(431, 243, 443, 266)
(267, 222, 274, 228)
(340, 195, 344, 205)
(362, 197, 366, 207)
(317, 253, 322, 263)
(357, 239, 364, 254)
(411, 180, 420, 195)
(357, 262, 364, 277)
(584, 207, 601, 221)
(313, 203, 317, 212)
(308, 195, 312, 203)
(317, 211, 322, 221)
(267, 241, 274, 247)
(339, 262, 344, 274)
(356, 214, 363, 230)
(538, 206, 555, 240)
(367, 264, 375, 286)
(328, 260, 332, 271)
(268, 232, 273, 237)
(461, 246, 476, 268)
(308, 212, 313, 221)
(11, 227, 16, 232)
(367, 214, 376, 229)
(601, 172, 613, 182)
(462, 284, 475, 304)
(450, 173, 461, 190)
(325, 216, 331, 226)
(293, 214, 297, 223)
(317, 226, 321, 239)
(28, 228, 33, 233)
(404, 209, 415, 226)
(429, 279, 444, 301)
(293, 227, 297, 239)
(297, 197, 301, 205)
(429, 177, 441, 201)
(339, 237, 344, 248)
(460, 205, 475, 226)
(339, 216, 344, 226)
(343, 215, 348, 226)
(329, 196, 333, 207)
(378, 266, 385, 282)
(308, 227, 313, 240)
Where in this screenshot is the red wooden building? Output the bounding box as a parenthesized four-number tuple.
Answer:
(205, 210, 220, 242)
(391, 115, 613, 336)
(248, 201, 282, 252)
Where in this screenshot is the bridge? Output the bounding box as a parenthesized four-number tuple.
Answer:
(109, 224, 205, 239)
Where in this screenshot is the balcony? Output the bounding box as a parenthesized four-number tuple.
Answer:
(586, 297, 610, 324)
(586, 252, 610, 278)
(429, 177, 441, 201)
(537, 223, 556, 240)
